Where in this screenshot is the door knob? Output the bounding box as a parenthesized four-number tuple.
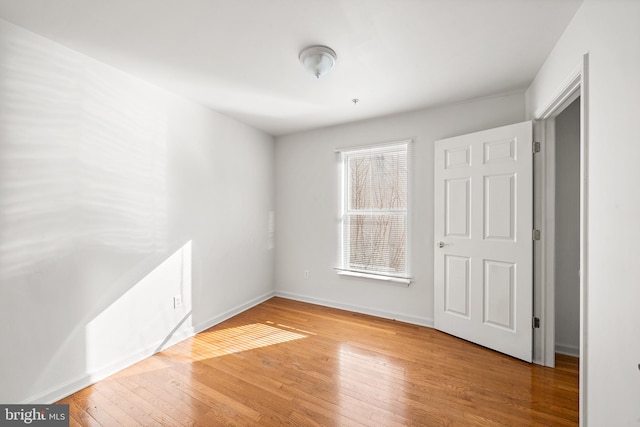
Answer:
(438, 241, 446, 248)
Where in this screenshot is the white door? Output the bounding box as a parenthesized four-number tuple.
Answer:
(434, 121, 533, 362)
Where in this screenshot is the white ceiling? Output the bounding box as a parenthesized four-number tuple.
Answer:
(0, 0, 582, 136)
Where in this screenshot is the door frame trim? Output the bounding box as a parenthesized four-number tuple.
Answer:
(533, 53, 588, 426)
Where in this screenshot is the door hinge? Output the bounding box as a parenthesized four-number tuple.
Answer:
(533, 317, 541, 329)
(533, 141, 541, 153)
(532, 229, 541, 240)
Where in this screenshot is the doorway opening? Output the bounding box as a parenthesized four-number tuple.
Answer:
(533, 53, 588, 424)
(553, 98, 580, 360)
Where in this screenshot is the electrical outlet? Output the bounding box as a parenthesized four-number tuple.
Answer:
(173, 295, 182, 309)
(303, 270, 310, 279)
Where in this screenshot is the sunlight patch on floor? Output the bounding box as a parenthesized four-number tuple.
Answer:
(166, 323, 307, 361)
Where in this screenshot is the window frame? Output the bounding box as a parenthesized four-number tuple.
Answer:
(336, 140, 412, 285)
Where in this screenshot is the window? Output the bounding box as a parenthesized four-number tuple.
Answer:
(337, 141, 410, 284)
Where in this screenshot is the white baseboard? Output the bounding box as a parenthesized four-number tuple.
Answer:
(555, 342, 580, 357)
(274, 290, 434, 328)
(27, 290, 276, 404)
(193, 290, 275, 333)
(26, 326, 195, 404)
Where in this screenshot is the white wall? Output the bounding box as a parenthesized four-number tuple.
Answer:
(0, 19, 275, 404)
(526, 0, 640, 424)
(275, 93, 525, 325)
(554, 98, 580, 356)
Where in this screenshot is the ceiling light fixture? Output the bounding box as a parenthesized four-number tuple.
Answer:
(299, 45, 337, 79)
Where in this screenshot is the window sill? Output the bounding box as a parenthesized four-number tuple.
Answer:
(335, 268, 411, 286)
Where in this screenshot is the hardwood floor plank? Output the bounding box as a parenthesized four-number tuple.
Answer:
(57, 297, 579, 425)
(81, 384, 141, 427)
(71, 392, 121, 426)
(64, 397, 101, 427)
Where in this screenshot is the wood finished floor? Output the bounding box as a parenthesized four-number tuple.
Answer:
(57, 297, 578, 426)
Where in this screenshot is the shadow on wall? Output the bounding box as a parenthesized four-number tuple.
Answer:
(30, 239, 193, 403)
(0, 28, 189, 403)
(85, 240, 193, 381)
(0, 33, 168, 281)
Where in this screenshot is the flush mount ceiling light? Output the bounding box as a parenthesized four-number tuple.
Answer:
(299, 45, 337, 79)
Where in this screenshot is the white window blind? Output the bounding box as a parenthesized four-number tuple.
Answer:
(337, 141, 410, 283)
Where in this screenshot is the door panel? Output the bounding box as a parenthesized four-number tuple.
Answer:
(483, 260, 515, 330)
(445, 255, 470, 318)
(484, 174, 515, 241)
(445, 178, 470, 238)
(434, 121, 533, 362)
